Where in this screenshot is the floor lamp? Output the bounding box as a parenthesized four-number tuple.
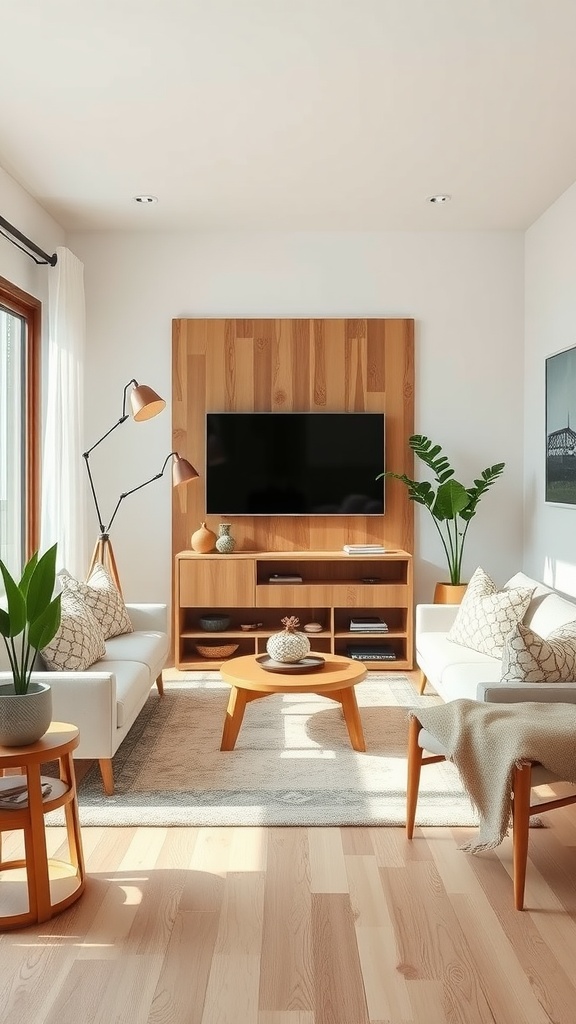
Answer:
(83, 379, 198, 592)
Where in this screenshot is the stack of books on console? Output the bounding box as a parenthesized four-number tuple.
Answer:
(349, 615, 389, 632)
(343, 544, 387, 555)
(346, 644, 397, 662)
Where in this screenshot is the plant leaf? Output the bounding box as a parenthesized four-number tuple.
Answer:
(28, 595, 61, 650)
(460, 463, 506, 522)
(383, 472, 435, 509)
(18, 550, 38, 596)
(0, 562, 26, 636)
(432, 480, 470, 520)
(25, 544, 58, 626)
(409, 435, 456, 482)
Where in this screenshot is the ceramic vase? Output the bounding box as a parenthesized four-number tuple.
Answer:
(266, 616, 311, 663)
(0, 681, 52, 746)
(215, 523, 236, 554)
(434, 582, 468, 604)
(191, 522, 217, 553)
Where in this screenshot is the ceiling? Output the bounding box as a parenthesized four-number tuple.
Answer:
(3, 0, 576, 232)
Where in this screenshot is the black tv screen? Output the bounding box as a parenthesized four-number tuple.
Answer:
(206, 412, 385, 515)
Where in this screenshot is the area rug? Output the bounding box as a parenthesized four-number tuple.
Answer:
(46, 673, 479, 827)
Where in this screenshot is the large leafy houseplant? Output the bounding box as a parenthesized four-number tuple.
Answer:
(380, 435, 505, 586)
(0, 544, 61, 694)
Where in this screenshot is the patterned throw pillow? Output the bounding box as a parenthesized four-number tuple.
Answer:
(40, 592, 106, 671)
(501, 620, 576, 682)
(59, 563, 133, 640)
(447, 566, 534, 657)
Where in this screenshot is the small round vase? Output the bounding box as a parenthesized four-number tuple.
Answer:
(191, 522, 217, 553)
(266, 622, 311, 663)
(215, 523, 236, 554)
(0, 681, 52, 746)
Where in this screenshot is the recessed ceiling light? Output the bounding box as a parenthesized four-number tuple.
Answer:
(133, 195, 158, 204)
(427, 194, 451, 204)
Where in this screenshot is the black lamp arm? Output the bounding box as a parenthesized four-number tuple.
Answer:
(83, 452, 106, 534)
(104, 452, 179, 533)
(82, 379, 139, 458)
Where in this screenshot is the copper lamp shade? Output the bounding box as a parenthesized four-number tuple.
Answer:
(172, 454, 199, 486)
(130, 384, 166, 421)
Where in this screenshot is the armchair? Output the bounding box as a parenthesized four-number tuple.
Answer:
(407, 681, 576, 910)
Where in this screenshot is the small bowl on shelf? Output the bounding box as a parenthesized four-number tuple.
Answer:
(199, 614, 231, 632)
(195, 641, 239, 659)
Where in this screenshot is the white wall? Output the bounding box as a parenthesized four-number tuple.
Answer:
(0, 166, 64, 308)
(525, 182, 576, 596)
(68, 229, 525, 608)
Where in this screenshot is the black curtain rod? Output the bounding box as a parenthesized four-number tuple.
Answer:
(0, 214, 58, 266)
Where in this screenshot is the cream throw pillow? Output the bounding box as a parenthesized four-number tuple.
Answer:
(447, 566, 534, 657)
(40, 592, 106, 671)
(501, 620, 576, 682)
(59, 563, 133, 640)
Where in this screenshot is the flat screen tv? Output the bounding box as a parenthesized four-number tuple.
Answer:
(206, 412, 385, 515)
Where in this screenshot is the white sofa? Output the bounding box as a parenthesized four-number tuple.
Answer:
(0, 603, 169, 794)
(416, 572, 576, 702)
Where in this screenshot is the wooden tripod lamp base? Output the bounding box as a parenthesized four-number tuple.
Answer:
(87, 534, 123, 594)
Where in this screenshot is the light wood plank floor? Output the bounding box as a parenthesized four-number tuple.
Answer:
(2, 679, 576, 1023)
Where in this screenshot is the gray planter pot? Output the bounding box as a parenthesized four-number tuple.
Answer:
(0, 681, 52, 746)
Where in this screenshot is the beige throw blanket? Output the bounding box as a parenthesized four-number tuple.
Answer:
(410, 699, 576, 852)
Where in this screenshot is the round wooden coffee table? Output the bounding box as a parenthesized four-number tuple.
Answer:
(219, 652, 367, 752)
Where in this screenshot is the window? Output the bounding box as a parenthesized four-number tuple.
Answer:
(0, 277, 40, 574)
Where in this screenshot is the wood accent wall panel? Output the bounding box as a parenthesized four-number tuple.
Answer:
(172, 318, 414, 560)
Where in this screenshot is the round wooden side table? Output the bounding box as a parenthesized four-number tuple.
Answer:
(0, 722, 86, 930)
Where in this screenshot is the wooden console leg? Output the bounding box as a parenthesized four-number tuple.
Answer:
(99, 758, 115, 796)
(156, 673, 164, 696)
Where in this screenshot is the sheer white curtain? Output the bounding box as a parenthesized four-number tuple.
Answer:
(40, 246, 87, 577)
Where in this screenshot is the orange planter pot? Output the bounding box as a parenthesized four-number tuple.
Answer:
(433, 582, 468, 604)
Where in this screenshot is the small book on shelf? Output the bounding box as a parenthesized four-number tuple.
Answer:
(268, 574, 303, 583)
(347, 643, 397, 661)
(343, 544, 386, 554)
(349, 617, 388, 632)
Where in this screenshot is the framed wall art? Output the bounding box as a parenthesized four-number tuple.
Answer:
(546, 344, 576, 505)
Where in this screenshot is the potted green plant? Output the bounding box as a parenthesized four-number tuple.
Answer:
(380, 435, 505, 598)
(0, 544, 61, 745)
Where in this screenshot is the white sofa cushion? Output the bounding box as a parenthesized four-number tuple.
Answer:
(501, 620, 576, 682)
(447, 566, 533, 657)
(440, 659, 503, 697)
(103, 630, 169, 675)
(86, 657, 151, 728)
(418, 632, 498, 674)
(505, 573, 576, 636)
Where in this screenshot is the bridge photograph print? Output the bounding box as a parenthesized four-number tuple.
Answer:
(546, 343, 576, 505)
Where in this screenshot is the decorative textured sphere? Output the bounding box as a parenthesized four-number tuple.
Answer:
(266, 616, 311, 663)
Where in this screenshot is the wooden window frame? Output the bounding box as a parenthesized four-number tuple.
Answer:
(0, 275, 41, 558)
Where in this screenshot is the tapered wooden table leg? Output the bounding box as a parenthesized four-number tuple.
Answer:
(220, 686, 249, 751)
(335, 687, 366, 752)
